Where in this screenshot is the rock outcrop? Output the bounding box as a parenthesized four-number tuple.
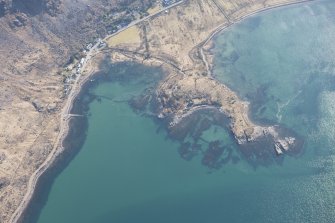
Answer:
(157, 73, 298, 154)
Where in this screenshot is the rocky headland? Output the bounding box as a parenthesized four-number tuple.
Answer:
(104, 0, 313, 155)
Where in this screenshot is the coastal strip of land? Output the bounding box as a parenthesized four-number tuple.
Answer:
(9, 0, 319, 222)
(8, 2, 186, 223)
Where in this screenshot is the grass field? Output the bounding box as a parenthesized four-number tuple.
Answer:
(106, 26, 141, 47)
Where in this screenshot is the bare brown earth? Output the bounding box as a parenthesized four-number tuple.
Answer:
(0, 0, 156, 222)
(0, 0, 314, 222)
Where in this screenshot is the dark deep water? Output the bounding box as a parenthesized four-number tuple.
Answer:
(24, 1, 335, 223)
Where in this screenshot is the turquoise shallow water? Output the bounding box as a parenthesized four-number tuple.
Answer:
(25, 1, 335, 223)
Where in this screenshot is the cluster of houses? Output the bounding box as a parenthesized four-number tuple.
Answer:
(63, 38, 107, 96)
(162, 0, 179, 7)
(85, 38, 106, 50)
(106, 0, 182, 35)
(107, 20, 131, 35)
(62, 0, 182, 96)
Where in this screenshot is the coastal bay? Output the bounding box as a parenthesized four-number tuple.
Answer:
(3, 0, 331, 223)
(23, 2, 335, 221)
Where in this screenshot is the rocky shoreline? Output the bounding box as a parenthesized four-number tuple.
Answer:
(156, 67, 300, 155)
(8, 0, 317, 222)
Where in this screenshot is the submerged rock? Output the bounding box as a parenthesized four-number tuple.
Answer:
(202, 140, 225, 169)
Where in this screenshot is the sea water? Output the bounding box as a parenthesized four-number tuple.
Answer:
(24, 1, 335, 222)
